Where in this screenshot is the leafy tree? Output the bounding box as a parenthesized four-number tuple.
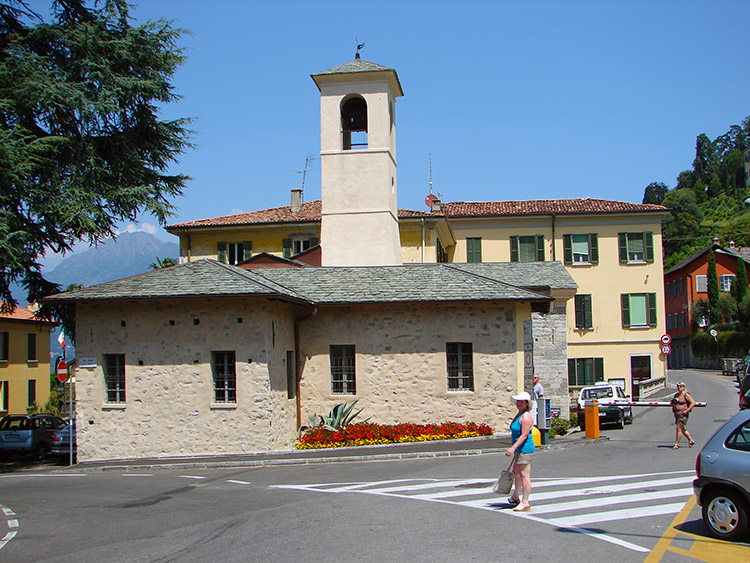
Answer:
(661, 189, 706, 268)
(736, 258, 749, 303)
(149, 256, 178, 270)
(642, 182, 668, 205)
(675, 170, 696, 191)
(0, 0, 192, 318)
(707, 249, 720, 323)
(693, 133, 717, 188)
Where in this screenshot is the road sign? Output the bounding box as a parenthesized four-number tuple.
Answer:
(660, 344, 672, 355)
(710, 329, 718, 337)
(56, 359, 68, 383)
(660, 334, 671, 345)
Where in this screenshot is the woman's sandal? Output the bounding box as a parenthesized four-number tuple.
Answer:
(507, 497, 520, 506)
(689, 441, 696, 448)
(513, 504, 531, 512)
(672, 445, 679, 450)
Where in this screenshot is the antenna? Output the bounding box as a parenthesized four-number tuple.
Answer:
(294, 153, 319, 202)
(428, 153, 433, 195)
(424, 153, 444, 208)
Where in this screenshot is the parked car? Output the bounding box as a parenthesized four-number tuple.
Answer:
(577, 382, 633, 430)
(693, 409, 750, 541)
(0, 415, 67, 461)
(50, 421, 76, 463)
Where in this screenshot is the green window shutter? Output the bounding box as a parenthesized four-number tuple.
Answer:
(590, 234, 599, 264)
(309, 237, 319, 247)
(568, 358, 576, 386)
(645, 232, 654, 263)
(563, 234, 572, 264)
(510, 236, 519, 262)
(536, 235, 545, 261)
(619, 233, 631, 263)
(217, 242, 227, 263)
(575, 295, 585, 328)
(242, 241, 253, 261)
(584, 294, 592, 328)
(647, 292, 657, 327)
(467, 238, 482, 263)
(282, 238, 292, 258)
(621, 294, 630, 328)
(594, 358, 604, 382)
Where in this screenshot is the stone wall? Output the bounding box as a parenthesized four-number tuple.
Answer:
(529, 306, 569, 419)
(74, 298, 299, 461)
(297, 301, 526, 433)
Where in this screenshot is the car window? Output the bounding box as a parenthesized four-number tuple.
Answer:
(726, 420, 750, 452)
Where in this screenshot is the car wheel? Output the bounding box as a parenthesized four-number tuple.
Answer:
(33, 443, 49, 462)
(702, 488, 749, 541)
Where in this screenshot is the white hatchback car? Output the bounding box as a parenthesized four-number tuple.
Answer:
(577, 382, 634, 430)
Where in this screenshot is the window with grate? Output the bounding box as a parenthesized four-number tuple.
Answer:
(446, 342, 474, 391)
(104, 354, 126, 403)
(212, 351, 237, 403)
(330, 345, 356, 394)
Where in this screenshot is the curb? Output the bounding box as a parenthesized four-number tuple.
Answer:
(56, 435, 609, 473)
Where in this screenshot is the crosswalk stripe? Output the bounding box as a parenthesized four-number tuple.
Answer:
(545, 502, 688, 527)
(520, 475, 694, 502)
(528, 487, 693, 515)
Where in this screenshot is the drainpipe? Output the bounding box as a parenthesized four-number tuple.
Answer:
(421, 218, 426, 263)
(294, 307, 317, 429)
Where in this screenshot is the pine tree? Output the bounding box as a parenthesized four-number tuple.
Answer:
(0, 0, 192, 315)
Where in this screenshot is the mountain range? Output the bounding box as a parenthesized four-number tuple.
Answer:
(38, 231, 179, 358)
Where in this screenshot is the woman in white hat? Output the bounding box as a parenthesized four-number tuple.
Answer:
(506, 390, 535, 511)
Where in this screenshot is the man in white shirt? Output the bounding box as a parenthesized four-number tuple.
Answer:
(533, 374, 544, 401)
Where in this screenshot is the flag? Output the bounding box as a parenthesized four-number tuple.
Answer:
(57, 330, 66, 351)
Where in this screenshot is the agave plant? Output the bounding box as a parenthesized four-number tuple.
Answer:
(300, 400, 369, 432)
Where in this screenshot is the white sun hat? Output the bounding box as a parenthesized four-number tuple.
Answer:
(511, 391, 532, 402)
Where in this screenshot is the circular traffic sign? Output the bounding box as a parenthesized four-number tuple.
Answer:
(710, 329, 718, 337)
(661, 334, 671, 345)
(56, 359, 68, 383)
(660, 344, 672, 355)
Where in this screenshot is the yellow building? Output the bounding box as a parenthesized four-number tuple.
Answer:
(0, 305, 57, 415)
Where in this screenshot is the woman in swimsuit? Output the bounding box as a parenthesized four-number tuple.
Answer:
(671, 381, 695, 449)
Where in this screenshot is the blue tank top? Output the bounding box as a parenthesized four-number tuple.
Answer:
(510, 412, 535, 453)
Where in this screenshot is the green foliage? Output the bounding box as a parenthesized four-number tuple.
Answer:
(149, 257, 178, 269)
(692, 329, 750, 359)
(550, 417, 571, 439)
(658, 115, 750, 267)
(0, 0, 193, 321)
(691, 299, 710, 329)
(707, 250, 720, 322)
(300, 400, 369, 432)
(642, 182, 668, 205)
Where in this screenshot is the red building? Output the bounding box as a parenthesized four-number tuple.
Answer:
(664, 241, 750, 367)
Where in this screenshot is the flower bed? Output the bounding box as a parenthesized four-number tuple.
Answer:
(296, 421, 494, 450)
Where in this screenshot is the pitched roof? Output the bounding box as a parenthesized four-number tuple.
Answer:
(0, 304, 57, 325)
(441, 198, 668, 217)
(665, 243, 750, 274)
(45, 260, 575, 306)
(312, 59, 397, 76)
(167, 197, 666, 230)
(166, 201, 431, 230)
(45, 259, 310, 303)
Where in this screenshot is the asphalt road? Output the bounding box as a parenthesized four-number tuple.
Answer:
(0, 369, 748, 562)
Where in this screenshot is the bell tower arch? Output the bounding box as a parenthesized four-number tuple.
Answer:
(312, 58, 404, 266)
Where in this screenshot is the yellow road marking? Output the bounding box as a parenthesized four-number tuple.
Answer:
(645, 496, 750, 562)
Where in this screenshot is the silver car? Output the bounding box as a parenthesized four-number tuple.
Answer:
(693, 409, 750, 541)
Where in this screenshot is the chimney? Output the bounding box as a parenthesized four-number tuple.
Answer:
(713, 236, 720, 245)
(291, 189, 302, 213)
(431, 199, 441, 212)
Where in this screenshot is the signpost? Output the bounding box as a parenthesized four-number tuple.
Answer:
(661, 344, 672, 355)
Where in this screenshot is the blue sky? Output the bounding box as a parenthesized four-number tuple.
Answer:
(31, 0, 750, 252)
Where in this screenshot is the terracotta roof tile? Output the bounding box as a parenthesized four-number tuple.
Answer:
(0, 303, 56, 324)
(167, 201, 431, 229)
(441, 198, 668, 217)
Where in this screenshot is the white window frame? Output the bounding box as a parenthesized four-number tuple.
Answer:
(720, 274, 735, 293)
(696, 275, 707, 293)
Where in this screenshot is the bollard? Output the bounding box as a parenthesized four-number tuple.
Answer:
(584, 401, 600, 439)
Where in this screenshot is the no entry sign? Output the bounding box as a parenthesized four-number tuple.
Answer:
(56, 359, 68, 383)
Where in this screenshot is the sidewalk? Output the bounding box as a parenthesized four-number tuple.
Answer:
(66, 430, 607, 472)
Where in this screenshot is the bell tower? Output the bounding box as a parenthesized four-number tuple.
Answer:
(311, 57, 404, 266)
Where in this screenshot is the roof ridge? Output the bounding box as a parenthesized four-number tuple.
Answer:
(442, 264, 553, 300)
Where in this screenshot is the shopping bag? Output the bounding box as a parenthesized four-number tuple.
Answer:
(492, 453, 518, 494)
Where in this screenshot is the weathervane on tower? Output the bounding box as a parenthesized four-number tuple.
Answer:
(355, 40, 365, 60)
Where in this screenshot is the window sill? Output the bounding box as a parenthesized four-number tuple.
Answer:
(27, 360, 38, 365)
(210, 403, 237, 410)
(103, 403, 126, 410)
(574, 327, 593, 331)
(625, 260, 648, 265)
(569, 262, 593, 267)
(447, 389, 475, 393)
(626, 325, 654, 330)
